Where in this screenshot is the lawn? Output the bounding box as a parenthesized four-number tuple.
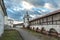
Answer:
(0, 29, 23, 40)
(24, 29, 60, 40)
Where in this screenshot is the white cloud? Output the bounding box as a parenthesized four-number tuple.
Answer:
(8, 17, 23, 24)
(30, 15, 36, 18)
(29, 14, 43, 21)
(30, 14, 42, 18)
(38, 11, 42, 13)
(8, 17, 15, 20)
(13, 7, 24, 11)
(42, 10, 46, 12)
(22, 1, 35, 10)
(7, 8, 14, 13)
(13, 21, 23, 24)
(44, 3, 55, 10)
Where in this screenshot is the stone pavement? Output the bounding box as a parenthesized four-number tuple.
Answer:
(16, 28, 40, 40)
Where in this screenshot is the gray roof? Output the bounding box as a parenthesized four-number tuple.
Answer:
(29, 9, 60, 22)
(0, 0, 7, 16)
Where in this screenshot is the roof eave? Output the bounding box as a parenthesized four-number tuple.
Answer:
(0, 0, 7, 16)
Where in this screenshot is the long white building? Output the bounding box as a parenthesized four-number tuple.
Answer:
(0, 0, 7, 36)
(29, 9, 60, 34)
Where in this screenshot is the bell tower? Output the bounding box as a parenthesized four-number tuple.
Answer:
(23, 11, 30, 28)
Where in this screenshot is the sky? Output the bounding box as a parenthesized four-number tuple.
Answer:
(4, 0, 60, 21)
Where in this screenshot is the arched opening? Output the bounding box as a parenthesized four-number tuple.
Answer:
(48, 28, 58, 37)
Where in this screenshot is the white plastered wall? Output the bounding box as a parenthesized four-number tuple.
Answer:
(0, 5, 4, 36)
(30, 25, 60, 33)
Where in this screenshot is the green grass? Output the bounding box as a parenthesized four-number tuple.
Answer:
(0, 29, 22, 40)
(24, 29, 60, 40)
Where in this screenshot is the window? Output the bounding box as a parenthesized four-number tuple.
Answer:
(53, 21, 57, 25)
(47, 16, 52, 21)
(57, 21, 60, 25)
(53, 14, 60, 21)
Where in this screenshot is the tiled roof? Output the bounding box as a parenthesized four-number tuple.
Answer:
(29, 9, 60, 22)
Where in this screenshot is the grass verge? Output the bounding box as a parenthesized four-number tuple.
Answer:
(0, 29, 23, 40)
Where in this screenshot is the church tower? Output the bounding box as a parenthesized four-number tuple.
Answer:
(23, 11, 30, 28)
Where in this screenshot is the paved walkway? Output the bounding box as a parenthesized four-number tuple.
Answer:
(16, 28, 40, 40)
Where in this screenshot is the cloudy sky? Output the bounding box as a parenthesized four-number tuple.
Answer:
(4, 0, 60, 21)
